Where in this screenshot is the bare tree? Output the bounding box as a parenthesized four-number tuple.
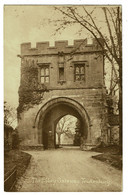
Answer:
(56, 115, 77, 145)
(4, 101, 17, 128)
(51, 5, 122, 150)
(53, 6, 121, 83)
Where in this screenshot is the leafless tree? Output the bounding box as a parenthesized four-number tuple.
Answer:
(56, 115, 77, 145)
(4, 101, 17, 128)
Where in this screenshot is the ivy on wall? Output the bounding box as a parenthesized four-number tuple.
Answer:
(17, 59, 48, 118)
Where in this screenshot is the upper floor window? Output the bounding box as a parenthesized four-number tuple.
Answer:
(74, 64, 85, 81)
(59, 67, 64, 81)
(40, 65, 49, 84)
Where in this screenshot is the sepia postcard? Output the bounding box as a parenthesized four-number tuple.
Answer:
(4, 4, 123, 192)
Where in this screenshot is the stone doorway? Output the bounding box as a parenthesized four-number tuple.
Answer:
(37, 97, 90, 150)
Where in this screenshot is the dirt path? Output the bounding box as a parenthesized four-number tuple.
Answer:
(16, 148, 122, 192)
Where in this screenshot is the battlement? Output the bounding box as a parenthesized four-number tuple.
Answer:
(21, 38, 104, 56)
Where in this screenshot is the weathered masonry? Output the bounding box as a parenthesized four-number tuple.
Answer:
(17, 38, 108, 150)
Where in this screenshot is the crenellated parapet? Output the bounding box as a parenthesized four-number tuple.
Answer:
(21, 38, 104, 56)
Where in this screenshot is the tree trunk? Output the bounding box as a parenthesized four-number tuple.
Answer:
(119, 91, 122, 154)
(119, 60, 122, 154)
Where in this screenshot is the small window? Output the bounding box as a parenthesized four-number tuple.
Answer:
(40, 65, 49, 84)
(59, 67, 64, 81)
(41, 76, 45, 83)
(74, 64, 85, 81)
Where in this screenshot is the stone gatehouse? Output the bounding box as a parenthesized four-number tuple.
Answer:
(17, 38, 107, 150)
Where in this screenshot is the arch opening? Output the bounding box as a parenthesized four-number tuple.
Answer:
(55, 115, 81, 148)
(37, 97, 90, 149)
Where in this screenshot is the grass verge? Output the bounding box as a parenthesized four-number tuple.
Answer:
(4, 150, 31, 191)
(91, 145, 122, 170)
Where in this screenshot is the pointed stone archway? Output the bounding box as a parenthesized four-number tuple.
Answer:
(35, 97, 91, 149)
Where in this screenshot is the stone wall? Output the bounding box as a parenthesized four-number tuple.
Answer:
(17, 38, 106, 149)
(18, 88, 105, 148)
